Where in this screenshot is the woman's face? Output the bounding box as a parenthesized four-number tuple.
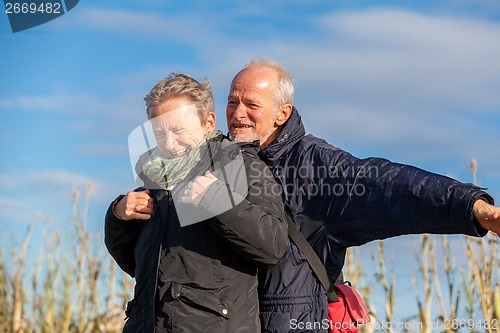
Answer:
(149, 96, 215, 159)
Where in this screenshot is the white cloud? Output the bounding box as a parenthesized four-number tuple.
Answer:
(0, 93, 106, 114)
(75, 144, 128, 157)
(0, 196, 35, 226)
(5, 8, 498, 169)
(56, 6, 219, 43)
(6, 7, 497, 199)
(0, 95, 60, 111)
(315, 10, 500, 103)
(0, 196, 25, 208)
(208, 9, 500, 150)
(253, 10, 500, 114)
(200, 8, 500, 191)
(0, 169, 108, 202)
(209, 9, 500, 107)
(0, 175, 18, 188)
(0, 91, 146, 159)
(66, 7, 173, 31)
(203, 10, 499, 105)
(299, 11, 500, 161)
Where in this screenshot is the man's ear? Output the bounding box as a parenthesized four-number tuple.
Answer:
(275, 104, 293, 126)
(205, 112, 216, 132)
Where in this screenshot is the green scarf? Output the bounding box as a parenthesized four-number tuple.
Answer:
(141, 131, 219, 190)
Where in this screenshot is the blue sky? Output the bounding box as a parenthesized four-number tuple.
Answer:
(1, 0, 499, 325)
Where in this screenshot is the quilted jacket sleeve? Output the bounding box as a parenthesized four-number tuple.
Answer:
(316, 145, 493, 247)
(104, 195, 144, 277)
(199, 147, 288, 268)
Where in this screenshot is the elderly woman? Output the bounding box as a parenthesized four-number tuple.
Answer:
(104, 73, 288, 333)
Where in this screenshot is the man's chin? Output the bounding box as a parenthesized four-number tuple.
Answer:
(229, 133, 258, 143)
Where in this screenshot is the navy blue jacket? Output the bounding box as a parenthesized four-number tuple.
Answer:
(257, 107, 492, 333)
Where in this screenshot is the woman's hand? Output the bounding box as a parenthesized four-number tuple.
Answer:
(181, 170, 218, 206)
(114, 189, 154, 220)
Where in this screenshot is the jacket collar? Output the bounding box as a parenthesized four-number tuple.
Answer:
(259, 107, 306, 168)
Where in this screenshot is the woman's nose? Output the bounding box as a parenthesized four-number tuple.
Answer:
(164, 131, 177, 149)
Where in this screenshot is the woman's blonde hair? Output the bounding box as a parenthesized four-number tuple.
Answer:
(144, 73, 214, 124)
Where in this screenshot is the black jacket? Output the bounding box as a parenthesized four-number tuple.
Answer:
(257, 108, 493, 333)
(105, 134, 288, 333)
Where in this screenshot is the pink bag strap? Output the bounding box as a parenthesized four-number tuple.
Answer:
(335, 284, 370, 323)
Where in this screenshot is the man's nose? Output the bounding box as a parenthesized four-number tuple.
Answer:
(232, 103, 248, 119)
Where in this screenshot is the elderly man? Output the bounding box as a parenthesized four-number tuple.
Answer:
(225, 59, 500, 333)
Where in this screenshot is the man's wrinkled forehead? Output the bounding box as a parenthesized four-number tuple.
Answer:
(230, 80, 271, 94)
(229, 79, 276, 104)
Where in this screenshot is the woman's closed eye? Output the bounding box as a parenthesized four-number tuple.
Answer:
(171, 128, 185, 134)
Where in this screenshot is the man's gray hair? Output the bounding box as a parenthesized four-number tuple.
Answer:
(246, 59, 294, 106)
(144, 73, 214, 123)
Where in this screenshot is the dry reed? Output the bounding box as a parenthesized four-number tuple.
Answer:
(1, 183, 133, 333)
(1, 158, 498, 332)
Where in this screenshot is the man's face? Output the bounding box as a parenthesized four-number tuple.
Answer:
(226, 66, 280, 148)
(149, 97, 208, 159)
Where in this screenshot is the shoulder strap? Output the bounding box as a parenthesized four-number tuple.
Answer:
(286, 217, 339, 302)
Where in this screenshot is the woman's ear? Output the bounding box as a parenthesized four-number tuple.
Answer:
(205, 112, 216, 132)
(275, 104, 293, 126)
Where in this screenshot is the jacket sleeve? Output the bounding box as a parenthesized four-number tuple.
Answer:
(314, 145, 493, 247)
(104, 195, 143, 277)
(199, 154, 288, 268)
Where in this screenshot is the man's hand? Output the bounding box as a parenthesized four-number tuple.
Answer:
(114, 189, 154, 220)
(180, 170, 218, 206)
(473, 199, 500, 236)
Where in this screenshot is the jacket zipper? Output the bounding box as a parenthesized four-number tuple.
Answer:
(152, 190, 171, 331)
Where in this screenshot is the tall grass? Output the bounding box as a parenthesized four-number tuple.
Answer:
(0, 183, 133, 333)
(357, 160, 499, 332)
(1, 159, 498, 332)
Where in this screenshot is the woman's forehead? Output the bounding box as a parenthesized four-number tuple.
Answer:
(151, 104, 200, 127)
